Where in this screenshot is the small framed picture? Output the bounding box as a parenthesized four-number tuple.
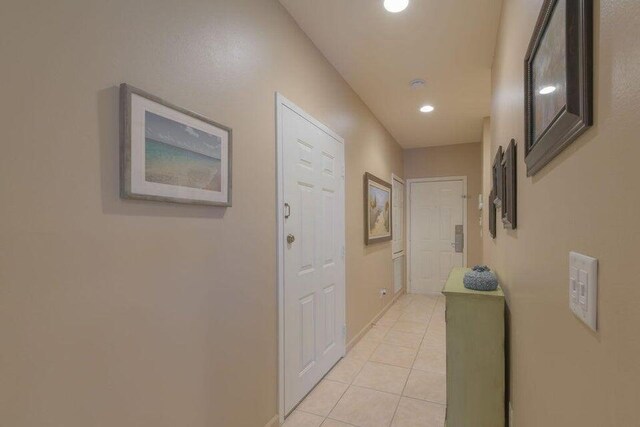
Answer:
(364, 173, 392, 245)
(120, 84, 232, 206)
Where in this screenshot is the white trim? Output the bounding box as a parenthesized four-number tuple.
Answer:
(391, 173, 405, 184)
(275, 93, 346, 425)
(263, 414, 280, 427)
(391, 174, 405, 260)
(346, 288, 405, 352)
(406, 176, 468, 294)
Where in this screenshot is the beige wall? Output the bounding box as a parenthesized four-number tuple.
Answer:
(0, 1, 403, 426)
(481, 117, 493, 267)
(487, 0, 640, 425)
(404, 143, 483, 267)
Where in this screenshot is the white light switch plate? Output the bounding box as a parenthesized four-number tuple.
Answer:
(569, 252, 598, 331)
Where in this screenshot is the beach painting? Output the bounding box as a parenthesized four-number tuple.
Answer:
(120, 84, 232, 206)
(364, 173, 392, 245)
(144, 111, 221, 191)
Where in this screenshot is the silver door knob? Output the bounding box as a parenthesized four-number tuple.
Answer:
(287, 234, 295, 244)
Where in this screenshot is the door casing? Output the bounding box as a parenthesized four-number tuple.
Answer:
(406, 176, 468, 295)
(275, 93, 346, 424)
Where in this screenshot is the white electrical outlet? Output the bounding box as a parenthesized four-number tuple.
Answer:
(569, 252, 598, 331)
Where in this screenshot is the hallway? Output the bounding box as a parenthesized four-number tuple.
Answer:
(284, 294, 447, 427)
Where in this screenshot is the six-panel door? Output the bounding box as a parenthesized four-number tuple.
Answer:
(282, 105, 345, 415)
(409, 180, 464, 294)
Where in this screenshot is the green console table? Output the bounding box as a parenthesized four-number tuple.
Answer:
(442, 267, 505, 427)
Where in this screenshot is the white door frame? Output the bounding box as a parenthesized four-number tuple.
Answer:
(275, 93, 346, 424)
(406, 176, 468, 294)
(391, 174, 405, 260)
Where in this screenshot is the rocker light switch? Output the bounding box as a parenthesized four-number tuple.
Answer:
(569, 267, 579, 309)
(569, 252, 598, 331)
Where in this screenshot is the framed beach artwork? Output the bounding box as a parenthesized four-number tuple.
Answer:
(120, 84, 232, 206)
(364, 173, 392, 245)
(524, 0, 593, 176)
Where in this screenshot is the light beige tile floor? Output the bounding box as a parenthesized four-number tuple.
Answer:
(284, 293, 447, 427)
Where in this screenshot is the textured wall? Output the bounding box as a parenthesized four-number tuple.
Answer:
(487, 0, 640, 425)
(404, 143, 484, 267)
(0, 1, 403, 426)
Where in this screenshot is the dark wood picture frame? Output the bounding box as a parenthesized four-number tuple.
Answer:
(502, 139, 517, 229)
(364, 172, 392, 245)
(524, 0, 593, 176)
(120, 83, 233, 206)
(488, 189, 497, 239)
(492, 146, 504, 207)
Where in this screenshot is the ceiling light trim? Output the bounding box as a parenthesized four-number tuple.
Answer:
(383, 0, 409, 13)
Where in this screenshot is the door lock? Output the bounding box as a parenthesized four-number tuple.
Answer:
(287, 234, 295, 244)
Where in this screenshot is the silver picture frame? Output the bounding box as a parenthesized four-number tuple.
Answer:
(120, 83, 232, 206)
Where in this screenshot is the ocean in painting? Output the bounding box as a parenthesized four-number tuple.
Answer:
(368, 184, 390, 237)
(144, 111, 222, 191)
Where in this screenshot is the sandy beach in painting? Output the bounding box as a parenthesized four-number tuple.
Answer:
(144, 110, 222, 192)
(368, 184, 390, 237)
(145, 139, 221, 191)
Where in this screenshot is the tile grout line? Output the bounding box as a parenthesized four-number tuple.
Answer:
(320, 376, 351, 425)
(297, 336, 385, 424)
(400, 295, 439, 404)
(375, 297, 409, 427)
(389, 296, 432, 425)
(318, 295, 446, 427)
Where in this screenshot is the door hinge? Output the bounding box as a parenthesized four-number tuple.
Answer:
(342, 324, 347, 339)
(341, 246, 345, 259)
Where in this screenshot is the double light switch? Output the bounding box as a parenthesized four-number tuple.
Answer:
(569, 252, 598, 331)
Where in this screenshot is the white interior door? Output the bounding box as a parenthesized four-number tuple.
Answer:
(279, 98, 345, 416)
(392, 176, 405, 294)
(392, 176, 405, 257)
(409, 179, 465, 294)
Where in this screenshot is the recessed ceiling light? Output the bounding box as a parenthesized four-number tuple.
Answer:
(384, 0, 409, 13)
(420, 105, 435, 113)
(539, 85, 557, 95)
(410, 79, 425, 89)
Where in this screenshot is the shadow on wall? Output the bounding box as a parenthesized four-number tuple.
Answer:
(96, 85, 227, 220)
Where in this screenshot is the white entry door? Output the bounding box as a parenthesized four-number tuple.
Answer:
(392, 175, 405, 258)
(409, 178, 466, 294)
(278, 96, 346, 416)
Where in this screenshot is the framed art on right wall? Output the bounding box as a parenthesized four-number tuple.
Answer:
(524, 0, 593, 176)
(502, 139, 517, 230)
(492, 146, 503, 207)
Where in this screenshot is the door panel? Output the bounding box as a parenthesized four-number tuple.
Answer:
(409, 180, 465, 293)
(392, 177, 405, 256)
(282, 105, 345, 415)
(393, 256, 404, 294)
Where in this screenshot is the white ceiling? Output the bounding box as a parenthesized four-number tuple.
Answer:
(279, 0, 503, 148)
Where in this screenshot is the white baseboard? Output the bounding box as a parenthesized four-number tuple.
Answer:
(409, 290, 442, 297)
(346, 289, 406, 352)
(264, 414, 280, 427)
